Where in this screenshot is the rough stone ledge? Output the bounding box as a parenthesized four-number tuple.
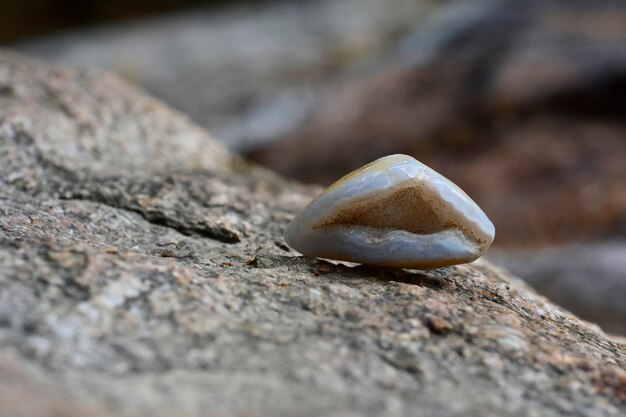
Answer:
(0, 49, 624, 417)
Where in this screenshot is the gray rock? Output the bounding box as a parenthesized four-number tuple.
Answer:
(490, 242, 626, 336)
(0, 50, 624, 417)
(13, 0, 431, 151)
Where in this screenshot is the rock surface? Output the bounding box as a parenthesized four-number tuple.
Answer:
(0, 50, 625, 417)
(490, 242, 626, 336)
(13, 0, 626, 335)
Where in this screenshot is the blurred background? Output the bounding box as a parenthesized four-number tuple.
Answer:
(3, 0, 625, 334)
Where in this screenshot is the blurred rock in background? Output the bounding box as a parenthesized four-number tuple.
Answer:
(13, 0, 433, 150)
(0, 0, 227, 42)
(11, 0, 626, 334)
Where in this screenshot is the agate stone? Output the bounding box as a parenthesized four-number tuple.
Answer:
(284, 154, 495, 269)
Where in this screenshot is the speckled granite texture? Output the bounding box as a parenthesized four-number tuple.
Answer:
(0, 50, 624, 417)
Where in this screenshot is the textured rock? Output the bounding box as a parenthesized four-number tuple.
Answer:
(0, 50, 624, 417)
(14, 0, 626, 334)
(490, 242, 626, 336)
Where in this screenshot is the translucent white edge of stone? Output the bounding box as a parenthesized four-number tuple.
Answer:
(284, 225, 482, 266)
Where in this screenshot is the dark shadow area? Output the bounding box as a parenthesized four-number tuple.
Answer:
(0, 0, 253, 42)
(248, 254, 453, 290)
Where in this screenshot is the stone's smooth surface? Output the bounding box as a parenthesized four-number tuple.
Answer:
(285, 154, 495, 269)
(1, 50, 625, 417)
